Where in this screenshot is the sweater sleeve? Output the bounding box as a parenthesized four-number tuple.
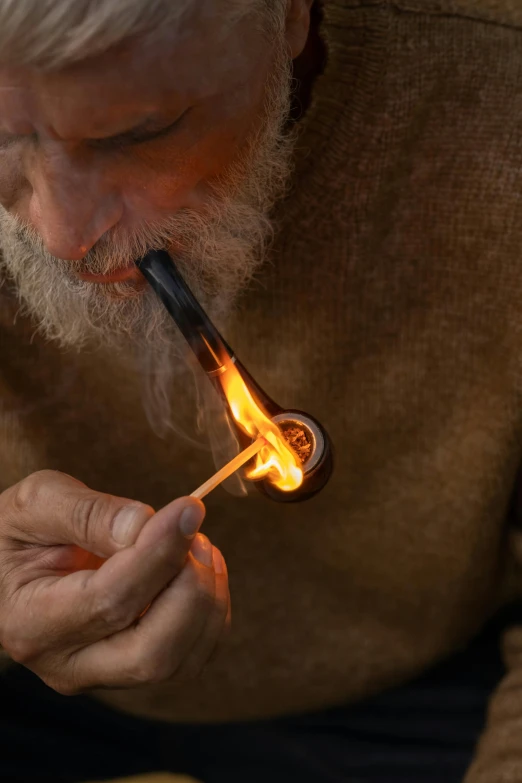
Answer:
(465, 632, 522, 781)
(465, 529, 522, 781)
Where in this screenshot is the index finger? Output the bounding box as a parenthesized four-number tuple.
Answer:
(1, 470, 155, 557)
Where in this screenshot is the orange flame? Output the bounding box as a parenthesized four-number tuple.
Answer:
(219, 361, 303, 492)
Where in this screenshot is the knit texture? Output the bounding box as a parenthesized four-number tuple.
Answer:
(1, 1, 522, 779)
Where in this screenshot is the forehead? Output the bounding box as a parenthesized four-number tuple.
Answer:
(0, 2, 266, 136)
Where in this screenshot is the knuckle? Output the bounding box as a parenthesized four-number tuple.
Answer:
(126, 650, 170, 686)
(89, 588, 136, 632)
(9, 470, 56, 515)
(125, 633, 182, 686)
(2, 632, 41, 665)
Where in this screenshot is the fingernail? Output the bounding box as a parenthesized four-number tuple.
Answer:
(213, 547, 226, 575)
(191, 534, 213, 567)
(179, 503, 205, 539)
(112, 504, 151, 547)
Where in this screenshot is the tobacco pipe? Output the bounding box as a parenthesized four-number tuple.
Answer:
(135, 249, 333, 502)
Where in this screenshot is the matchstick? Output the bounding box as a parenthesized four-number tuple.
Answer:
(191, 437, 268, 500)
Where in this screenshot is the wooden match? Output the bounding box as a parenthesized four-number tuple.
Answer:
(191, 437, 268, 500)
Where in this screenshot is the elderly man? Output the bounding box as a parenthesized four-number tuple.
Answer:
(0, 0, 521, 781)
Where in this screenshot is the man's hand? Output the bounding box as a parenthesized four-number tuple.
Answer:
(0, 470, 230, 694)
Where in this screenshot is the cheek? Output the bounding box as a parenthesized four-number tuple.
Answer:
(114, 133, 236, 217)
(120, 94, 265, 217)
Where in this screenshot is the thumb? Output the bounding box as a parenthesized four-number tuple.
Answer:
(125, 495, 207, 578)
(1, 470, 154, 557)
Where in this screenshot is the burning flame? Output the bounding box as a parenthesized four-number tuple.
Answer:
(220, 361, 303, 492)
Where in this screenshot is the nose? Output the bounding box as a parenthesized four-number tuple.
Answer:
(27, 142, 123, 260)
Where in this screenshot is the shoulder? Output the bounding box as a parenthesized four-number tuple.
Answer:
(313, 1, 522, 266)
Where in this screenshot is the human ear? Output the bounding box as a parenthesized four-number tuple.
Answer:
(284, 0, 314, 59)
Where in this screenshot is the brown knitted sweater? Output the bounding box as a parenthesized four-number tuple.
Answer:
(1, 1, 522, 779)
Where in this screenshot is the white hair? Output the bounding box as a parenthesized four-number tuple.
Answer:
(0, 0, 284, 70)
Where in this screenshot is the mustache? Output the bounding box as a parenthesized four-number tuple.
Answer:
(10, 207, 218, 277)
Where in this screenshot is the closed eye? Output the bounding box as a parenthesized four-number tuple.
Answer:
(87, 107, 193, 150)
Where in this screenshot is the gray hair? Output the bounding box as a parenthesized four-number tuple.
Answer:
(0, 0, 285, 70)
